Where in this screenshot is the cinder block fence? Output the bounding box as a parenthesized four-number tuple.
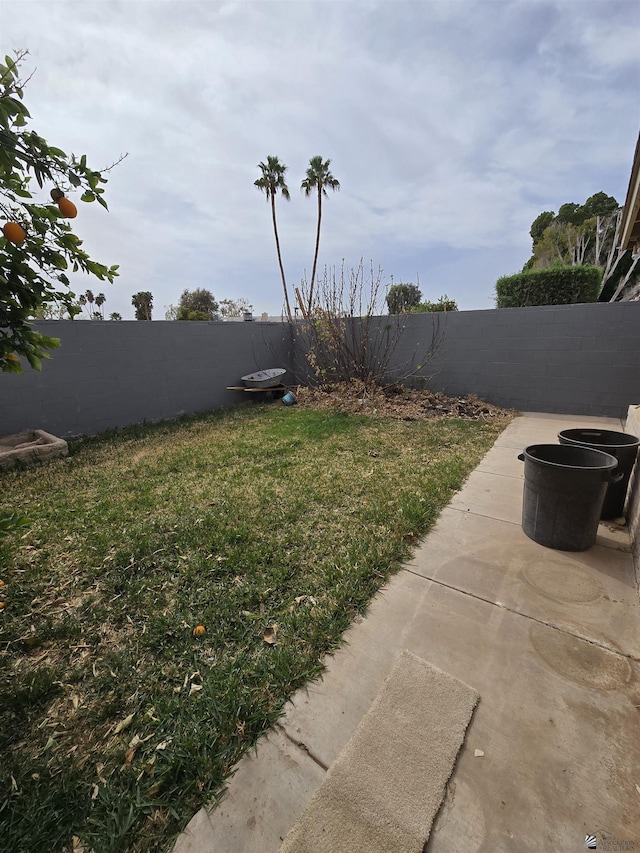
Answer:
(1, 302, 639, 437)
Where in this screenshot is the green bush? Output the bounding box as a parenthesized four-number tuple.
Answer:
(410, 295, 458, 313)
(495, 265, 602, 308)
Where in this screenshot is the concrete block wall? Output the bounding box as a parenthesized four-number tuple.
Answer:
(388, 302, 640, 418)
(0, 320, 293, 437)
(1, 302, 639, 438)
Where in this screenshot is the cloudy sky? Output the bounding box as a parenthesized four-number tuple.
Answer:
(2, 0, 639, 319)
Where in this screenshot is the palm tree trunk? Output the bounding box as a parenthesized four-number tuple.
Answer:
(271, 194, 292, 321)
(308, 186, 323, 314)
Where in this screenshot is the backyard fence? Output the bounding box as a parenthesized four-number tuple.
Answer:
(1, 301, 639, 437)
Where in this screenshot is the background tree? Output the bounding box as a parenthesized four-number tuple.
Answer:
(521, 192, 639, 298)
(77, 289, 106, 319)
(411, 294, 458, 312)
(32, 299, 80, 320)
(132, 291, 153, 320)
(527, 192, 620, 266)
(0, 50, 120, 373)
(94, 292, 106, 319)
(556, 202, 583, 226)
(508, 190, 639, 302)
(581, 191, 618, 221)
(255, 156, 292, 320)
(109, 312, 122, 321)
(530, 211, 555, 247)
(386, 282, 422, 313)
(219, 297, 253, 318)
(301, 155, 340, 314)
(176, 287, 218, 320)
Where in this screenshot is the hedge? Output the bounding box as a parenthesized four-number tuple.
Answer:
(495, 265, 602, 308)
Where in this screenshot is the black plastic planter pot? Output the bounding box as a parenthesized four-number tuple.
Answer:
(518, 444, 620, 551)
(558, 428, 639, 519)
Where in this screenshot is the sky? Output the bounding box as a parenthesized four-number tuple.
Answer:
(1, 0, 639, 320)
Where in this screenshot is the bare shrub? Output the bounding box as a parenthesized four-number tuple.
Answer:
(290, 259, 443, 389)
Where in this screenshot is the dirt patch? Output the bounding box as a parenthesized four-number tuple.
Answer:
(294, 381, 515, 422)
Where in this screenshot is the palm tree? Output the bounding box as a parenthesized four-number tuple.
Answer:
(78, 289, 95, 319)
(301, 156, 340, 313)
(132, 291, 153, 321)
(95, 293, 106, 320)
(255, 156, 292, 321)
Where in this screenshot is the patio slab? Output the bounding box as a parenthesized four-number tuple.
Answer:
(448, 468, 523, 524)
(283, 578, 640, 853)
(173, 729, 325, 853)
(408, 507, 640, 658)
(172, 413, 640, 853)
(492, 412, 623, 449)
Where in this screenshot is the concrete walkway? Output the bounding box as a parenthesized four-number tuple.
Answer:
(174, 413, 640, 853)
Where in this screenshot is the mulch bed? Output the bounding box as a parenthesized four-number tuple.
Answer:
(293, 381, 515, 422)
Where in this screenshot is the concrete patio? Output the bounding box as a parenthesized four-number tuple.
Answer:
(174, 412, 640, 853)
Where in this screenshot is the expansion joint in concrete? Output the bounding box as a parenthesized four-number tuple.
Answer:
(448, 506, 522, 525)
(403, 568, 640, 665)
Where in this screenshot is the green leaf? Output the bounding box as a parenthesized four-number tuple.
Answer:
(51, 254, 68, 270)
(68, 171, 81, 187)
(81, 191, 96, 203)
(26, 352, 42, 371)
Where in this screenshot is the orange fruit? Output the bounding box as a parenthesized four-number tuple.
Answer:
(50, 188, 65, 202)
(193, 625, 206, 637)
(57, 197, 77, 218)
(3, 222, 26, 243)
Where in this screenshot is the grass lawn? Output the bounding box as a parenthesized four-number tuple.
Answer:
(0, 403, 510, 852)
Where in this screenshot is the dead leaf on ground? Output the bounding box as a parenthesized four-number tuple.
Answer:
(263, 625, 278, 645)
(121, 747, 138, 770)
(136, 756, 156, 782)
(188, 683, 203, 697)
(114, 713, 135, 735)
(129, 733, 153, 749)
